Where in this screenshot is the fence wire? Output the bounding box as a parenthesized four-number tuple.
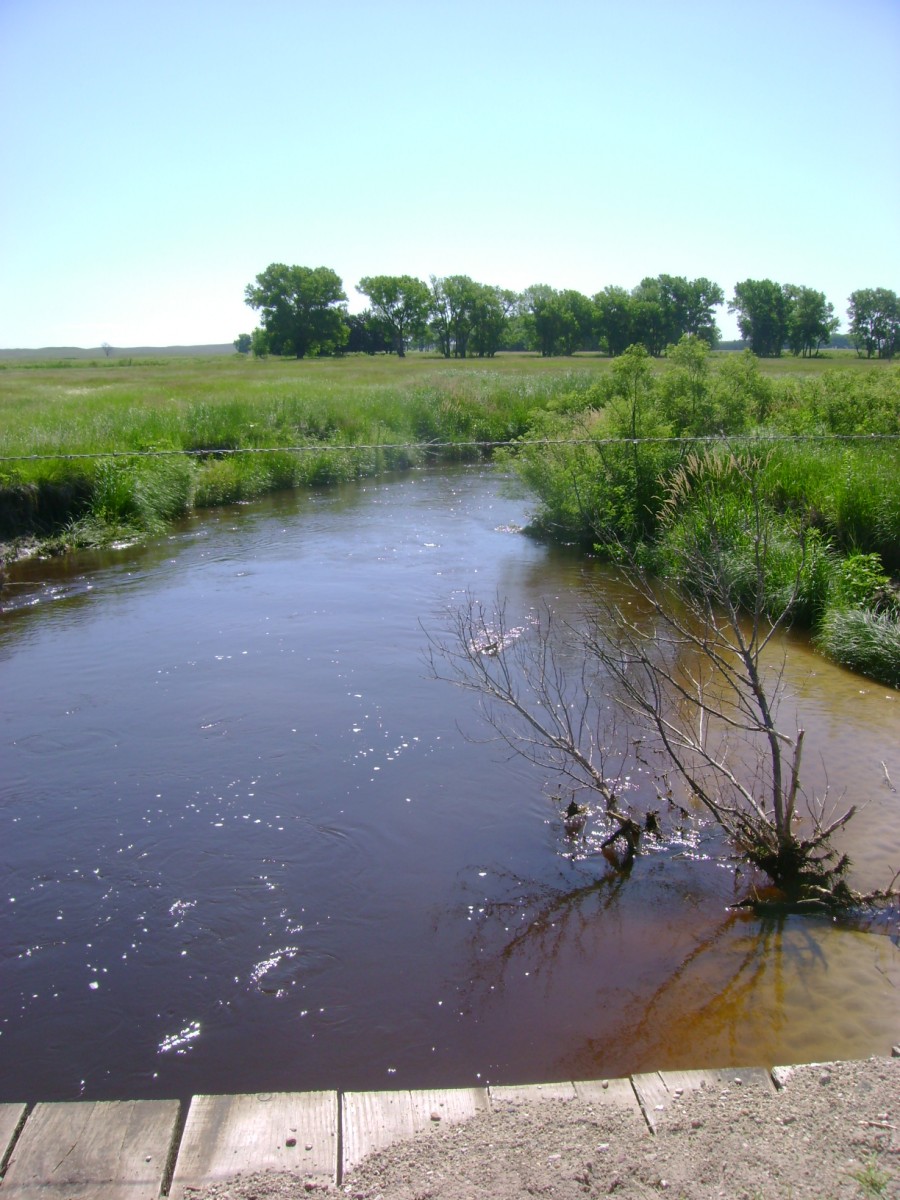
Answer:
(1, 432, 899, 464)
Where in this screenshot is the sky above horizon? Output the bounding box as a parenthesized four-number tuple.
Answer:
(1, 0, 898, 348)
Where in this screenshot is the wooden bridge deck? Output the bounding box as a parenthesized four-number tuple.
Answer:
(0, 1065, 788, 1196)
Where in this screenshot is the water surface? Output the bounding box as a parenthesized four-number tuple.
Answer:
(1, 467, 898, 1101)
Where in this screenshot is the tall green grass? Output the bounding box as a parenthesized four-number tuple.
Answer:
(507, 349, 899, 685)
(0, 354, 597, 549)
(815, 610, 900, 688)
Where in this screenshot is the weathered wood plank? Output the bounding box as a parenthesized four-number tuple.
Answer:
(633, 1066, 776, 1131)
(573, 1077, 639, 1108)
(0, 1105, 27, 1174)
(630, 1071, 670, 1131)
(0, 1100, 179, 1200)
(169, 1091, 337, 1197)
(341, 1088, 488, 1177)
(659, 1066, 774, 1096)
(489, 1081, 577, 1108)
(572, 1078, 648, 1133)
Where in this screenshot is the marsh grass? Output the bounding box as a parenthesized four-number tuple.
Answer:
(2, 352, 898, 605)
(0, 353, 606, 546)
(815, 609, 900, 688)
(761, 442, 900, 569)
(3, 349, 898, 685)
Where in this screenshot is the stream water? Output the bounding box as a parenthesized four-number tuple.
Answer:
(1, 466, 898, 1103)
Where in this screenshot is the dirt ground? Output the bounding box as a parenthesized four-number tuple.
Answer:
(188, 1058, 899, 1200)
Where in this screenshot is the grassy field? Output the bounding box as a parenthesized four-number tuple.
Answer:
(0, 352, 605, 544)
(1, 347, 898, 685)
(1, 349, 896, 538)
(1, 348, 891, 463)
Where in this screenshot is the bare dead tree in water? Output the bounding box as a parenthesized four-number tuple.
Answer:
(427, 450, 899, 911)
(425, 598, 647, 866)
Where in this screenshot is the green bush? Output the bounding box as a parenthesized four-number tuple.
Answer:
(656, 490, 832, 624)
(828, 552, 894, 611)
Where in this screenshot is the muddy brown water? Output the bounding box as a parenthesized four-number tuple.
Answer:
(1, 466, 898, 1103)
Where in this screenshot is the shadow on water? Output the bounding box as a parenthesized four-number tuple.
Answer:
(450, 846, 900, 1085)
(1, 466, 898, 1101)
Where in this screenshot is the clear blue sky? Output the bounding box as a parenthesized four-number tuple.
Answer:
(1, 0, 898, 348)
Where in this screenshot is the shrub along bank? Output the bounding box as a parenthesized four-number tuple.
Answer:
(508, 342, 900, 687)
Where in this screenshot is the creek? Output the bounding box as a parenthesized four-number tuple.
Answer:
(1, 466, 898, 1102)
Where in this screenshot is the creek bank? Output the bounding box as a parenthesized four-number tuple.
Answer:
(187, 1058, 899, 1200)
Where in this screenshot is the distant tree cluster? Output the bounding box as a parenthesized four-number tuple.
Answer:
(728, 280, 839, 358)
(238, 266, 899, 361)
(847, 288, 900, 360)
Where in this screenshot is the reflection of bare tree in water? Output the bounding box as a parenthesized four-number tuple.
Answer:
(447, 856, 872, 1077)
(593, 912, 802, 1072)
(449, 862, 631, 1010)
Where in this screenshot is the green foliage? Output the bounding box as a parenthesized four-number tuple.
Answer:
(592, 276, 724, 357)
(654, 452, 833, 623)
(710, 348, 773, 425)
(356, 274, 431, 357)
(784, 284, 838, 357)
(514, 387, 677, 549)
(428, 275, 477, 358)
(729, 278, 789, 356)
(428, 276, 517, 359)
(520, 284, 595, 357)
(816, 609, 900, 689)
(58, 454, 195, 546)
(848, 287, 899, 359)
(658, 335, 724, 435)
(777, 366, 900, 435)
(593, 285, 634, 357)
(233, 333, 252, 354)
(828, 553, 892, 611)
(244, 263, 349, 358)
(761, 442, 900, 568)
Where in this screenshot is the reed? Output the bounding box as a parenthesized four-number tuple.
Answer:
(815, 609, 900, 689)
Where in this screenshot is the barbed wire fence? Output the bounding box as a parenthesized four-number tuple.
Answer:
(1, 431, 899, 464)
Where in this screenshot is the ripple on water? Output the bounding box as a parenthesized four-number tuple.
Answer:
(158, 1021, 201, 1054)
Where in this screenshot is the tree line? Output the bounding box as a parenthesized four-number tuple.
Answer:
(237, 264, 900, 361)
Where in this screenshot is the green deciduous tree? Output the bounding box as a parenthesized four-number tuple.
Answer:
(658, 334, 717, 434)
(848, 288, 900, 359)
(729, 279, 789, 356)
(356, 275, 431, 357)
(629, 279, 669, 357)
(784, 285, 838, 357)
(522, 285, 593, 356)
(429, 275, 478, 358)
(594, 285, 635, 357)
(469, 285, 517, 358)
(675, 275, 725, 346)
(233, 333, 252, 354)
(250, 327, 269, 357)
(244, 264, 349, 358)
(345, 311, 393, 354)
(594, 277, 724, 358)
